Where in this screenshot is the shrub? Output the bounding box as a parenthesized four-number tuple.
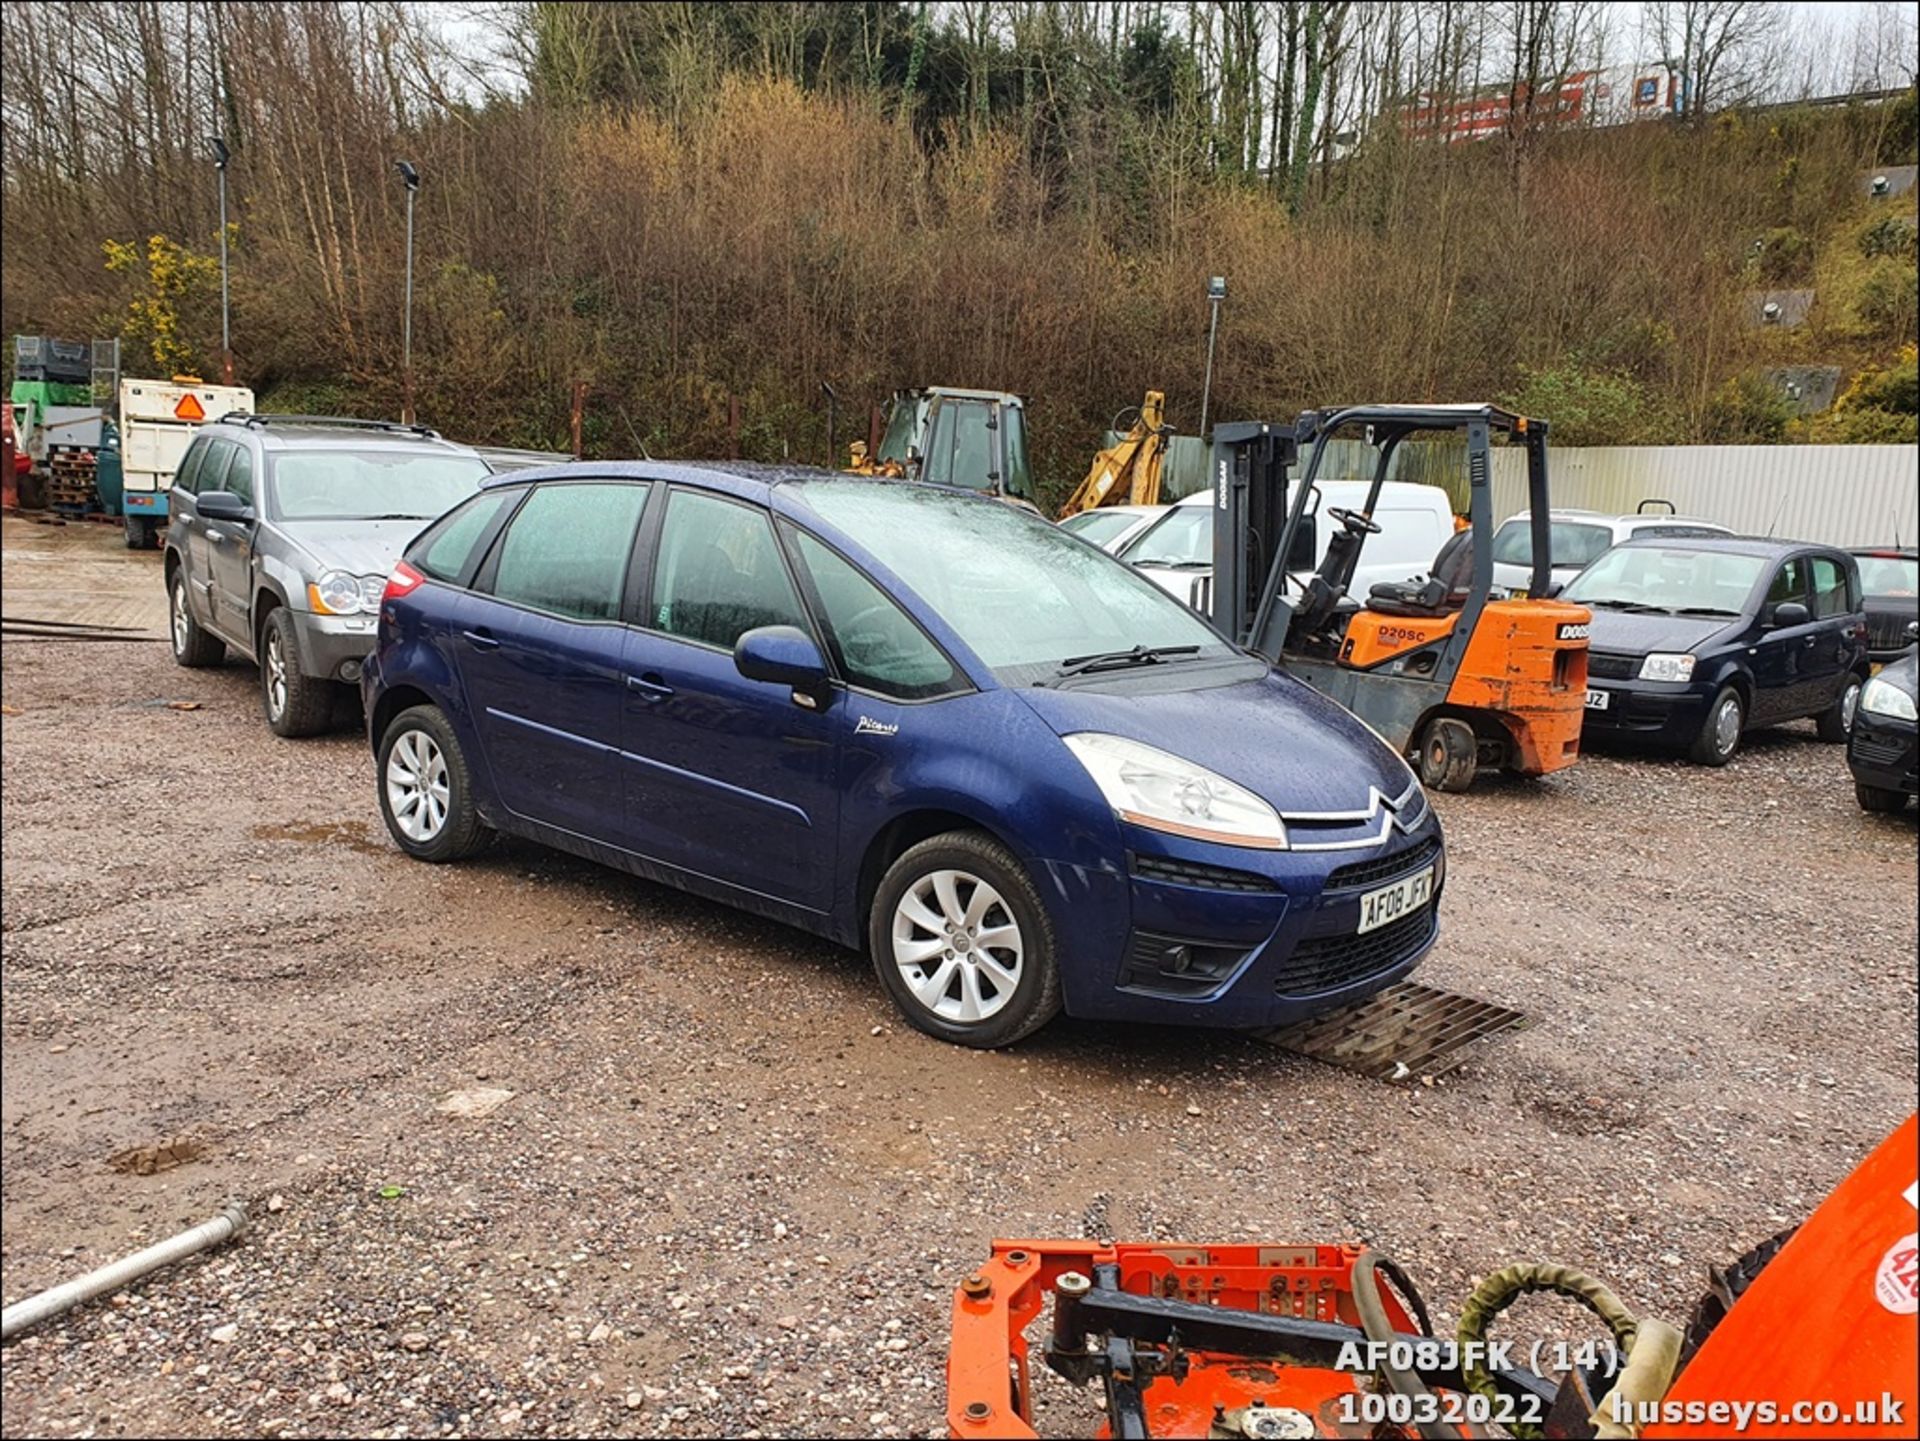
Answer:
(1702, 372, 1795, 443)
(1501, 364, 1678, 446)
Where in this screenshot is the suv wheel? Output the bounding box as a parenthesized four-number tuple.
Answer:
(168, 569, 225, 668)
(377, 705, 492, 861)
(260, 608, 335, 738)
(869, 832, 1061, 1048)
(1689, 686, 1743, 766)
(1815, 675, 1862, 742)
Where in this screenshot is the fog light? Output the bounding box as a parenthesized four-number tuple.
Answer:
(339, 658, 363, 683)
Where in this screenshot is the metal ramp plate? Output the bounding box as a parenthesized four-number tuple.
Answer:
(1253, 982, 1531, 1081)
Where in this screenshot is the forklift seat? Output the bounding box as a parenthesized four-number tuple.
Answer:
(1365, 529, 1474, 618)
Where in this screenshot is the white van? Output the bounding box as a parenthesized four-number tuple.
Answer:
(1118, 482, 1457, 612)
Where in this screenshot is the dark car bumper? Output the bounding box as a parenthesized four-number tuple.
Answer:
(1848, 710, 1918, 794)
(1041, 806, 1445, 1030)
(1578, 678, 1711, 748)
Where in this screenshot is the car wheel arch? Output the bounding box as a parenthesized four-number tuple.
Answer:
(854, 807, 1031, 948)
(252, 582, 290, 649)
(371, 684, 438, 758)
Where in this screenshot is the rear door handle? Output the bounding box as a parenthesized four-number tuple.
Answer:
(461, 629, 501, 652)
(626, 673, 675, 702)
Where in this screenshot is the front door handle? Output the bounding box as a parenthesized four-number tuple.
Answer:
(461, 628, 501, 652)
(208, 529, 228, 545)
(626, 673, 675, 703)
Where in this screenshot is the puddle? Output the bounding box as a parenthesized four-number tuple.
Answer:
(249, 819, 386, 855)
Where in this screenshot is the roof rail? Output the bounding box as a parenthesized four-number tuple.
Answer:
(214, 412, 441, 440)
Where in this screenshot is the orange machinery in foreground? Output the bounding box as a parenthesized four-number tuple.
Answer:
(948, 1116, 1917, 1439)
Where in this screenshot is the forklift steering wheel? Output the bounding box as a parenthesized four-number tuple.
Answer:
(1327, 506, 1382, 536)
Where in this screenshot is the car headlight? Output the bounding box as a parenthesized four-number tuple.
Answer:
(1860, 676, 1918, 721)
(1062, 733, 1287, 849)
(309, 569, 372, 616)
(1639, 652, 1696, 682)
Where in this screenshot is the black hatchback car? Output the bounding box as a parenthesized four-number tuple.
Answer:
(1849, 630, 1918, 812)
(1565, 537, 1870, 765)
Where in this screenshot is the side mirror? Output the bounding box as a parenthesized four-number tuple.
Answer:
(1905, 620, 1919, 645)
(1541, 580, 1565, 599)
(196, 490, 252, 523)
(1771, 601, 1810, 628)
(734, 625, 829, 706)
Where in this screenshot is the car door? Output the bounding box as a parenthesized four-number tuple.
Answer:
(619, 487, 841, 910)
(168, 436, 220, 625)
(1804, 553, 1860, 714)
(1749, 556, 1814, 723)
(206, 440, 259, 631)
(452, 480, 652, 843)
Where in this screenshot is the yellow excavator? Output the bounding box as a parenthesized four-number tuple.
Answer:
(1056, 391, 1172, 519)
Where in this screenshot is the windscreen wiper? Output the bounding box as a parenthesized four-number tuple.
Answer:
(1674, 606, 1740, 617)
(1579, 598, 1670, 613)
(1046, 644, 1201, 683)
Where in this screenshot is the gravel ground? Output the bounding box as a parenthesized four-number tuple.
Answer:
(2, 559, 1915, 1438)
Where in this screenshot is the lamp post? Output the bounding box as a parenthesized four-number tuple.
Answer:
(1199, 275, 1227, 440)
(395, 160, 420, 423)
(207, 136, 232, 384)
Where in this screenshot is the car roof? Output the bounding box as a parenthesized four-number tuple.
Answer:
(479, 459, 900, 505)
(1849, 546, 1918, 558)
(1503, 509, 1728, 528)
(205, 415, 479, 456)
(1611, 534, 1844, 558)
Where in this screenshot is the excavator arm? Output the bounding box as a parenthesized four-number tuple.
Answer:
(1057, 391, 1170, 519)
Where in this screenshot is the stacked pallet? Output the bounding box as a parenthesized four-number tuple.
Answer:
(45, 447, 98, 511)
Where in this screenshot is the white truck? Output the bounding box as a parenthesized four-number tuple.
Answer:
(119, 377, 254, 549)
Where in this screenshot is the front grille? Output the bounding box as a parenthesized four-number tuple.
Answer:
(1130, 853, 1280, 892)
(1852, 733, 1910, 766)
(1324, 837, 1440, 894)
(1587, 651, 1638, 680)
(1273, 908, 1437, 997)
(1868, 612, 1916, 650)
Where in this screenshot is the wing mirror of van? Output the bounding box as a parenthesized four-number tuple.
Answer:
(735, 625, 830, 707)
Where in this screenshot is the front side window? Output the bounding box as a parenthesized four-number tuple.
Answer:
(196, 439, 237, 495)
(270, 450, 489, 522)
(1767, 559, 1807, 608)
(787, 528, 958, 699)
(650, 490, 808, 650)
(224, 445, 255, 507)
(1564, 546, 1766, 615)
(793, 481, 1229, 686)
(489, 483, 649, 622)
(412, 490, 516, 585)
(1809, 556, 1853, 618)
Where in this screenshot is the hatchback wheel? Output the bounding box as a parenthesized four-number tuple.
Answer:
(1815, 675, 1862, 743)
(869, 831, 1061, 1048)
(260, 608, 334, 738)
(377, 705, 492, 861)
(168, 569, 225, 669)
(1689, 686, 1743, 766)
(1856, 782, 1910, 814)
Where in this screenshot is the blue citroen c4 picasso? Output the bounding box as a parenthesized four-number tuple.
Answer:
(362, 465, 1444, 1048)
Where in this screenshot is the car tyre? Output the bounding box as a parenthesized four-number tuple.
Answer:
(377, 704, 493, 862)
(260, 608, 335, 738)
(1414, 717, 1476, 792)
(1855, 782, 1910, 814)
(869, 831, 1062, 1049)
(168, 568, 226, 669)
(1688, 686, 1743, 766)
(1815, 674, 1862, 743)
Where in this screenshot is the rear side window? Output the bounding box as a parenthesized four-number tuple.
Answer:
(1809, 556, 1854, 618)
(1767, 559, 1807, 606)
(489, 483, 649, 621)
(650, 490, 808, 649)
(413, 490, 515, 585)
(787, 528, 959, 699)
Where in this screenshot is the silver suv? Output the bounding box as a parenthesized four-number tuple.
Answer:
(164, 415, 490, 736)
(1490, 506, 1732, 595)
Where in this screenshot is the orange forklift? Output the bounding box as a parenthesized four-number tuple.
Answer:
(1208, 405, 1590, 791)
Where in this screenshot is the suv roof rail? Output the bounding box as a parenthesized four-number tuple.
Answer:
(215, 411, 441, 440)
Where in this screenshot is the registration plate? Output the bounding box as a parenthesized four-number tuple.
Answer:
(1584, 688, 1610, 711)
(1357, 867, 1434, 935)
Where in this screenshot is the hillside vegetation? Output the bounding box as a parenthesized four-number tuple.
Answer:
(2, 4, 1914, 505)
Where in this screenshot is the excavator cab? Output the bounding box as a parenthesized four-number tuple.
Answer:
(847, 386, 1038, 511)
(1209, 405, 1591, 791)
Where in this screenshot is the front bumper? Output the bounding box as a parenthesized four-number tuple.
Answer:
(289, 609, 380, 684)
(1039, 809, 1445, 1030)
(1848, 710, 1918, 794)
(1579, 678, 1710, 748)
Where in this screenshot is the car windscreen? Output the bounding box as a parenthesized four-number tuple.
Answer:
(791, 482, 1230, 685)
(1120, 506, 1213, 568)
(270, 451, 490, 521)
(1856, 554, 1918, 596)
(1061, 510, 1142, 548)
(1564, 545, 1767, 616)
(1491, 518, 1612, 569)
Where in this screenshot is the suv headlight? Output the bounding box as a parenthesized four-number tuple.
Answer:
(1063, 733, 1287, 849)
(1639, 652, 1696, 682)
(1860, 676, 1918, 721)
(310, 569, 372, 615)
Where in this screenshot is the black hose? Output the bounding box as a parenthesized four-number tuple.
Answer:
(1353, 1250, 1464, 1441)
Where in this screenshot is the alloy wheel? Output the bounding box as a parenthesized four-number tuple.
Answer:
(385, 729, 451, 842)
(890, 868, 1024, 1024)
(170, 579, 188, 655)
(264, 631, 288, 719)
